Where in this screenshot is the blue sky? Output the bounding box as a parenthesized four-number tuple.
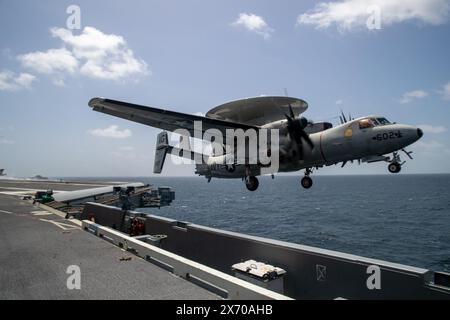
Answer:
(1, 0, 450, 177)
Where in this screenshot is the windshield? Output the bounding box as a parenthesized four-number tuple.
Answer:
(359, 117, 390, 129)
(376, 117, 390, 125)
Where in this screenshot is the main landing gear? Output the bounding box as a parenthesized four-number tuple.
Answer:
(301, 168, 313, 189)
(245, 176, 259, 191)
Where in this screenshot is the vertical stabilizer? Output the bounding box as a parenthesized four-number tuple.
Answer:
(153, 132, 170, 174)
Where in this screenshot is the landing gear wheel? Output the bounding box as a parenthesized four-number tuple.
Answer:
(388, 162, 401, 173)
(245, 176, 259, 191)
(301, 176, 313, 189)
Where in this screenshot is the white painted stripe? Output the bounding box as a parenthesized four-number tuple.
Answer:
(0, 191, 32, 195)
(31, 210, 52, 216)
(0, 209, 13, 214)
(36, 202, 82, 227)
(39, 218, 79, 230)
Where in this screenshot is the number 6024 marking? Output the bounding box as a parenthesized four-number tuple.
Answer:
(373, 131, 402, 141)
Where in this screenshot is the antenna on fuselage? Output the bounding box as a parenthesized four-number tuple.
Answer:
(339, 110, 355, 124)
(340, 110, 348, 123)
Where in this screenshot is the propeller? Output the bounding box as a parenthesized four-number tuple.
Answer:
(284, 104, 314, 159)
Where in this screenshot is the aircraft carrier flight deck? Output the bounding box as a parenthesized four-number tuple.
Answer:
(0, 179, 218, 300)
(1, 178, 449, 300)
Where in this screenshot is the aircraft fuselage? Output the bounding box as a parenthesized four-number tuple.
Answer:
(195, 115, 423, 179)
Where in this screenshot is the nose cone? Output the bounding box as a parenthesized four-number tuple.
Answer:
(386, 124, 423, 149)
(417, 128, 423, 139)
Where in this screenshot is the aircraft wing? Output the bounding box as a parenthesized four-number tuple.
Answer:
(88, 98, 259, 143)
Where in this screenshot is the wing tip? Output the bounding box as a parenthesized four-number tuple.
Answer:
(88, 97, 105, 109)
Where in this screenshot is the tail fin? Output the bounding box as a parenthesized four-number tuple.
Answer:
(153, 132, 170, 174)
(154, 131, 209, 173)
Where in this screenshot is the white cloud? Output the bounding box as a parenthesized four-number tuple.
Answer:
(88, 125, 132, 139)
(440, 81, 450, 100)
(335, 99, 343, 105)
(417, 124, 448, 134)
(18, 26, 149, 83)
(0, 70, 36, 91)
(52, 78, 66, 87)
(297, 0, 450, 31)
(15, 73, 37, 88)
(18, 48, 78, 75)
(53, 27, 149, 80)
(231, 13, 273, 39)
(399, 90, 428, 103)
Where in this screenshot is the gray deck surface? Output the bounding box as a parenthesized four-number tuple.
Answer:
(0, 185, 219, 300)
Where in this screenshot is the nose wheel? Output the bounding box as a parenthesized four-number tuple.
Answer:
(388, 162, 401, 173)
(387, 151, 405, 174)
(245, 176, 259, 191)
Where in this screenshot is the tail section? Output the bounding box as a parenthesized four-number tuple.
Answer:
(153, 131, 209, 174)
(153, 132, 170, 174)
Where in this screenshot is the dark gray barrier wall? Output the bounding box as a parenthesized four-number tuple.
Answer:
(82, 203, 450, 299)
(79, 204, 126, 231)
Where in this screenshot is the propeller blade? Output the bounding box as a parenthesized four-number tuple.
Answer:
(284, 109, 314, 159)
(300, 130, 314, 149)
(288, 104, 295, 119)
(284, 113, 292, 121)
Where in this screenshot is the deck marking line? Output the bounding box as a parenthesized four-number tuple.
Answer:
(39, 218, 80, 230)
(31, 211, 52, 216)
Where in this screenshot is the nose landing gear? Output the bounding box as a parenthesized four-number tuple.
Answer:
(388, 162, 401, 173)
(387, 150, 412, 173)
(301, 168, 313, 189)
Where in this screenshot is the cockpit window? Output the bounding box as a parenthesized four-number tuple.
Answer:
(359, 119, 375, 129)
(359, 117, 390, 129)
(376, 117, 390, 125)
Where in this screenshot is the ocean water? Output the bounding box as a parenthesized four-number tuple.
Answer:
(79, 175, 450, 272)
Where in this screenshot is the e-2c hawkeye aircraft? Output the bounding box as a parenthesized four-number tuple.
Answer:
(89, 96, 423, 191)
